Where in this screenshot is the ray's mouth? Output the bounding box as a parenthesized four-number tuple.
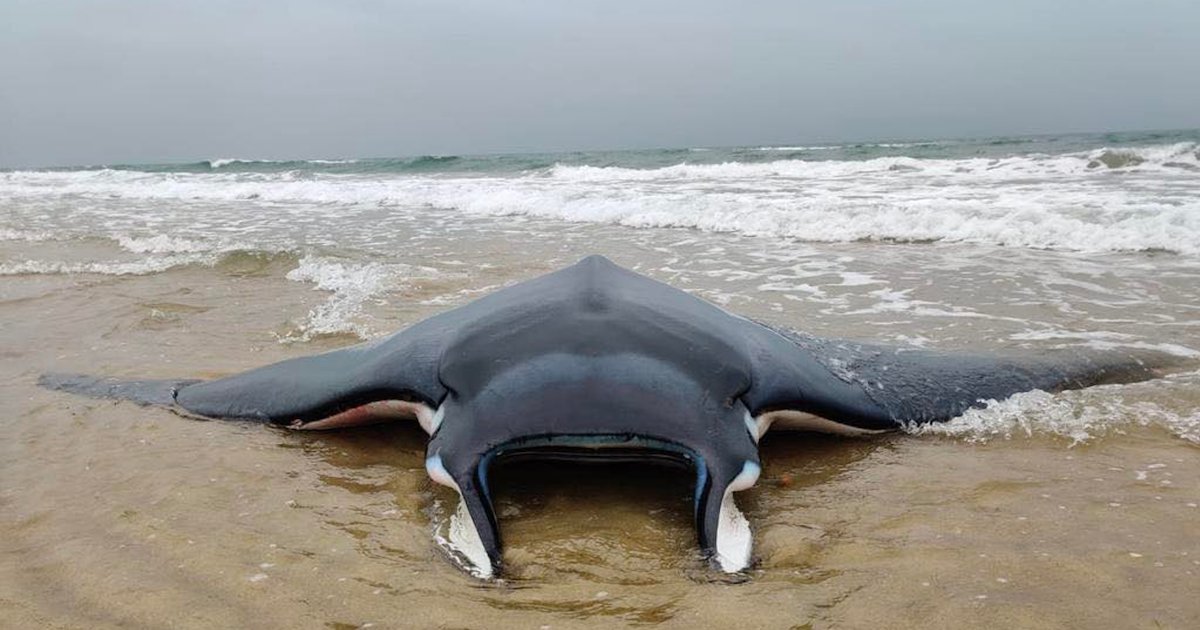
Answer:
(427, 433, 759, 579)
(477, 434, 710, 510)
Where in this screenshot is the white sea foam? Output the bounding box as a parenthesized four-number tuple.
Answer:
(283, 257, 396, 340)
(206, 157, 358, 168)
(1084, 142, 1200, 169)
(752, 142, 938, 151)
(1075, 340, 1200, 359)
(208, 158, 262, 169)
(0, 229, 275, 278)
(281, 256, 443, 341)
(872, 142, 940, 148)
(0, 228, 288, 279)
(2, 142, 1198, 256)
(754, 145, 842, 151)
(1010, 330, 1137, 342)
(0, 228, 55, 242)
(0, 233, 272, 278)
(0, 254, 208, 276)
(116, 234, 220, 254)
(1010, 330, 1200, 358)
(0, 244, 439, 344)
(906, 374, 1200, 445)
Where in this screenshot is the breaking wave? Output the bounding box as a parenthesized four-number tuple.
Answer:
(115, 234, 227, 254)
(3, 139, 1198, 257)
(0, 241, 440, 343)
(207, 158, 363, 169)
(0, 234, 285, 277)
(81, 155, 475, 174)
(1085, 142, 1200, 170)
(0, 228, 55, 242)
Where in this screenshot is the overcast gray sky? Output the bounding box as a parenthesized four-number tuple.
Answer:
(1, 0, 1197, 167)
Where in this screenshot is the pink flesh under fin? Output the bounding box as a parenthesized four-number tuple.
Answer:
(288, 400, 431, 431)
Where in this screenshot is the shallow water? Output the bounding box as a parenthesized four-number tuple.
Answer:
(3, 133, 1200, 628)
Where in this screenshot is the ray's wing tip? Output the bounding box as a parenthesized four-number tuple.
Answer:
(1068, 347, 1195, 385)
(37, 371, 202, 407)
(37, 371, 97, 392)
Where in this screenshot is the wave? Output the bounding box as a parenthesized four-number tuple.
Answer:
(546, 142, 1199, 181)
(1086, 142, 1200, 170)
(0, 254, 210, 276)
(209, 158, 270, 169)
(0, 236, 290, 277)
(205, 156, 459, 169)
(401, 155, 460, 169)
(3, 142, 1197, 255)
(0, 228, 55, 242)
(0, 245, 418, 344)
(89, 155, 469, 174)
(752, 141, 944, 152)
(206, 157, 361, 170)
(0, 238, 413, 343)
(457, 193, 1198, 255)
(115, 234, 226, 254)
(753, 145, 843, 151)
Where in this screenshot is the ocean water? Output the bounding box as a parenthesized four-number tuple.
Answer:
(5, 129, 1200, 254)
(2, 130, 1199, 628)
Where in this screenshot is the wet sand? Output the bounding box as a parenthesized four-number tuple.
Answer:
(2, 236, 1199, 629)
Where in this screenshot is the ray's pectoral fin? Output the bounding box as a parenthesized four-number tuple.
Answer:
(746, 324, 1179, 432)
(38, 327, 448, 432)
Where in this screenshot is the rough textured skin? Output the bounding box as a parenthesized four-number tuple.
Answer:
(760, 326, 1160, 427)
(38, 255, 1172, 576)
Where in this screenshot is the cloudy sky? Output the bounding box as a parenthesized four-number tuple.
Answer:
(2, 0, 1197, 167)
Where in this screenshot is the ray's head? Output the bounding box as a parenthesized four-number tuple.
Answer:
(423, 352, 762, 579)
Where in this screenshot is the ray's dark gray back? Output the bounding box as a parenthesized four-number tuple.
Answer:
(436, 255, 756, 403)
